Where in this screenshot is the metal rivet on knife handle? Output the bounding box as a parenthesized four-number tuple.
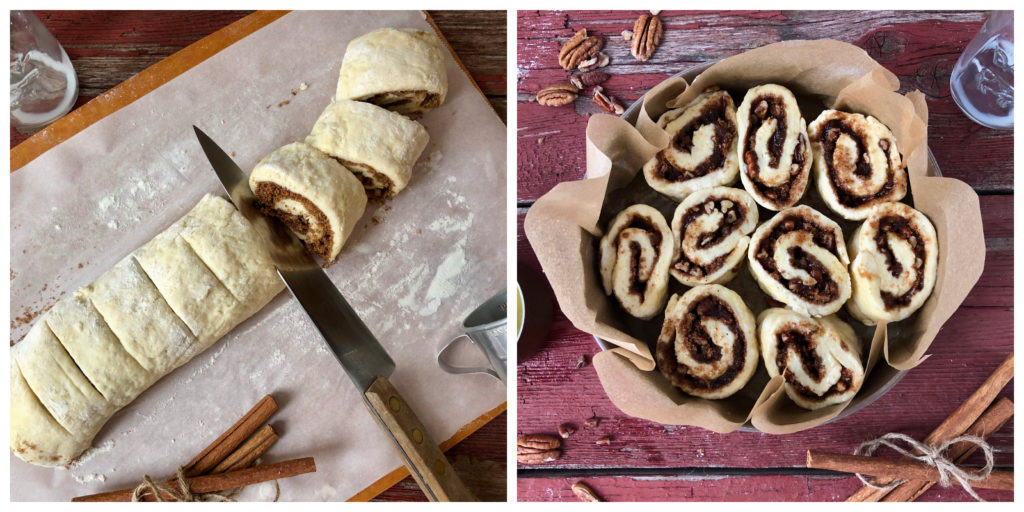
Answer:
(413, 429, 424, 444)
(389, 397, 401, 412)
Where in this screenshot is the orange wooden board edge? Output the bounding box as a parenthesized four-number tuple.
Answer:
(9, 10, 289, 172)
(349, 402, 507, 501)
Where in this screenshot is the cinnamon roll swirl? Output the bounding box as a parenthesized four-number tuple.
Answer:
(748, 205, 852, 317)
(758, 308, 864, 410)
(847, 202, 938, 325)
(306, 100, 429, 200)
(809, 110, 908, 220)
(736, 84, 812, 210)
(642, 89, 740, 201)
(335, 28, 448, 118)
(250, 142, 368, 265)
(599, 204, 674, 320)
(669, 186, 758, 286)
(656, 284, 759, 399)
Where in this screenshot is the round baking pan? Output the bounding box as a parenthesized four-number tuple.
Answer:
(591, 60, 941, 431)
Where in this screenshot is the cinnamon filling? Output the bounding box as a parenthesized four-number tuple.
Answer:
(742, 94, 807, 204)
(652, 95, 736, 183)
(820, 119, 899, 208)
(754, 214, 840, 304)
(253, 182, 334, 261)
(673, 198, 747, 277)
(775, 326, 854, 400)
(657, 294, 747, 391)
(364, 90, 441, 111)
(874, 215, 927, 309)
(334, 157, 395, 201)
(621, 215, 663, 300)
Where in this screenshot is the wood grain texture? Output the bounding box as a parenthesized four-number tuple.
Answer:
(517, 10, 1013, 201)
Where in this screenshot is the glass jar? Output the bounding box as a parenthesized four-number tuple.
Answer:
(10, 11, 79, 135)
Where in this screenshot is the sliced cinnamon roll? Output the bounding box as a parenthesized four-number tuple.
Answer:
(736, 84, 812, 210)
(599, 204, 674, 320)
(748, 205, 851, 317)
(758, 308, 864, 410)
(669, 186, 758, 286)
(848, 202, 938, 325)
(656, 284, 759, 399)
(250, 142, 368, 265)
(809, 110, 908, 220)
(642, 88, 740, 201)
(306, 100, 429, 200)
(336, 28, 448, 118)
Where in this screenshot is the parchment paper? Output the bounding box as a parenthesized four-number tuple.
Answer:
(9, 11, 505, 501)
(524, 40, 985, 434)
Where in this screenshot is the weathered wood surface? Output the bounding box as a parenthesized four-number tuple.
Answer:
(517, 10, 1013, 201)
(11, 10, 506, 147)
(517, 10, 1013, 502)
(10, 10, 507, 503)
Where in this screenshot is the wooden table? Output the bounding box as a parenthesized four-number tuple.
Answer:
(517, 10, 1012, 502)
(12, 10, 506, 502)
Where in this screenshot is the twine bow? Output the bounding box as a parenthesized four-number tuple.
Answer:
(130, 462, 280, 502)
(853, 432, 995, 501)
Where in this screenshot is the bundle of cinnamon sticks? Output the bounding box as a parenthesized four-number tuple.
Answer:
(806, 354, 1014, 502)
(73, 394, 317, 502)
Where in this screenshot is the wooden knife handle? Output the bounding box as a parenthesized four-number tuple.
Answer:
(363, 376, 477, 502)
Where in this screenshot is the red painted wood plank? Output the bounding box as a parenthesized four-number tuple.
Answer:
(516, 211, 1013, 471)
(517, 474, 1012, 502)
(517, 10, 1012, 200)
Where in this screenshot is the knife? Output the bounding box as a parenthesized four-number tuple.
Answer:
(192, 126, 476, 502)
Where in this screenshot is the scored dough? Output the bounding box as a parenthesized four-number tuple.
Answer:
(13, 322, 114, 441)
(178, 194, 285, 315)
(307, 99, 429, 200)
(10, 360, 88, 467)
(44, 294, 155, 408)
(250, 142, 368, 265)
(82, 255, 199, 374)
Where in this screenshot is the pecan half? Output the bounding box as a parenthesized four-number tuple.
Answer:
(631, 14, 663, 61)
(559, 29, 604, 71)
(536, 83, 579, 107)
(593, 88, 624, 115)
(571, 482, 602, 502)
(570, 71, 609, 90)
(517, 434, 562, 464)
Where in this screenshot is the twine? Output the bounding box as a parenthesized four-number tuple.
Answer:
(853, 432, 995, 501)
(131, 459, 280, 502)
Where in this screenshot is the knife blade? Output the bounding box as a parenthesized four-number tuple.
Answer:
(192, 126, 475, 501)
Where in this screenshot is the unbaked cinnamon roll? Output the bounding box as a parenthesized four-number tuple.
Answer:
(669, 186, 758, 286)
(736, 84, 812, 210)
(336, 28, 448, 118)
(599, 204, 674, 320)
(656, 284, 759, 399)
(748, 205, 851, 317)
(306, 100, 429, 200)
(847, 202, 938, 325)
(808, 110, 908, 220)
(250, 142, 368, 265)
(758, 308, 864, 410)
(642, 88, 740, 201)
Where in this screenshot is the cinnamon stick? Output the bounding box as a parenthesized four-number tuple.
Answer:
(808, 451, 1013, 491)
(212, 424, 279, 474)
(182, 394, 278, 476)
(72, 457, 316, 502)
(882, 397, 1014, 502)
(847, 353, 1013, 501)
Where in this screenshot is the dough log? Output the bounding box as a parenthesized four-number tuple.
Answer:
(11, 195, 282, 467)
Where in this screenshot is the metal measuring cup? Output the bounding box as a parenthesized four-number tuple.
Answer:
(436, 290, 507, 384)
